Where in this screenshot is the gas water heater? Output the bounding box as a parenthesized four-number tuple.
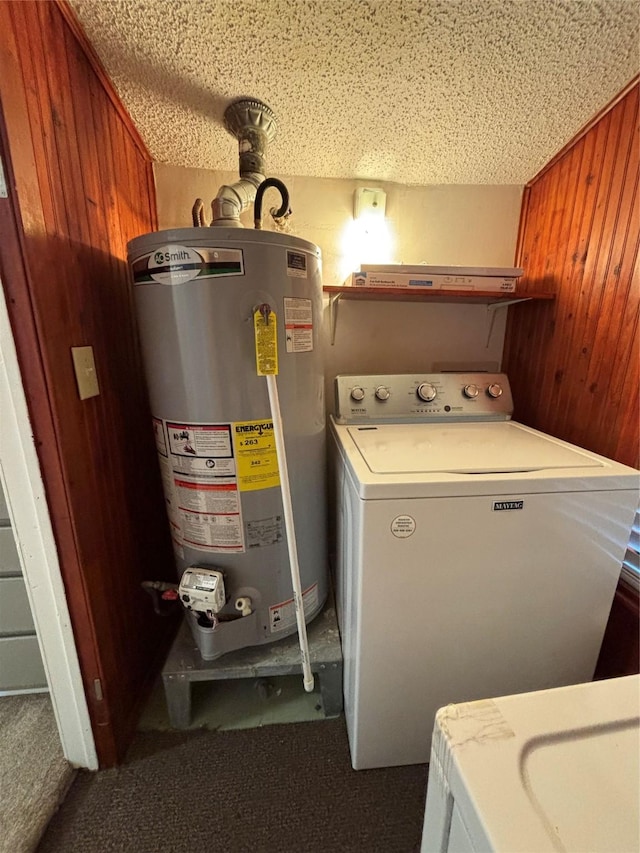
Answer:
(128, 226, 328, 660)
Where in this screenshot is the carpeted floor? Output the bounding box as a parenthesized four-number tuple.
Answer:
(0, 694, 74, 853)
(38, 718, 428, 852)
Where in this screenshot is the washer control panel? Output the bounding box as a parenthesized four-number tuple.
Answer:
(334, 373, 514, 423)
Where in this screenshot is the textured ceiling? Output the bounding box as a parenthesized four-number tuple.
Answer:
(69, 0, 639, 185)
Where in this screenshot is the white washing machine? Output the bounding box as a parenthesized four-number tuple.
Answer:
(329, 373, 639, 770)
(421, 675, 640, 853)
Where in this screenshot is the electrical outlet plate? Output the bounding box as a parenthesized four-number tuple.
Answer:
(354, 187, 386, 219)
(71, 346, 100, 400)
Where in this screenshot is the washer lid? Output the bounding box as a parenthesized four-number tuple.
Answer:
(347, 421, 604, 474)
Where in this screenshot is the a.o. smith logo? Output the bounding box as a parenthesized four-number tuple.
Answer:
(493, 500, 524, 511)
(154, 249, 191, 264)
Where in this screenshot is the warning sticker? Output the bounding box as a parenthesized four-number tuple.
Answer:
(175, 480, 239, 514)
(270, 584, 319, 633)
(181, 511, 244, 551)
(156, 418, 245, 553)
(254, 308, 278, 375)
(284, 297, 313, 353)
(171, 455, 236, 483)
(233, 420, 280, 491)
(161, 474, 185, 558)
(166, 424, 235, 485)
(286, 250, 307, 278)
(247, 515, 284, 548)
(170, 520, 184, 560)
(153, 418, 168, 456)
(158, 454, 180, 521)
(167, 423, 232, 459)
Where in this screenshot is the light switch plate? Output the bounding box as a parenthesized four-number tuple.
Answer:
(71, 346, 100, 400)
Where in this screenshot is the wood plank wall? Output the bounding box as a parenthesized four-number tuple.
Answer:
(503, 82, 639, 470)
(0, 1, 177, 765)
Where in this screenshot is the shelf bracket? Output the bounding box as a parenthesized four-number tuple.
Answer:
(485, 297, 532, 348)
(329, 292, 342, 345)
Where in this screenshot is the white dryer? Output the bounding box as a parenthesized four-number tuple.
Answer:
(329, 373, 638, 770)
(421, 675, 640, 853)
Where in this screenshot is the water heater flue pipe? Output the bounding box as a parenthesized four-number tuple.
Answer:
(211, 99, 277, 227)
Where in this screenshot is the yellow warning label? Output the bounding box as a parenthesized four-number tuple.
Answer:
(233, 419, 280, 491)
(254, 307, 278, 375)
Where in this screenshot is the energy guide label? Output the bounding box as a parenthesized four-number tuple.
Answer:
(233, 420, 280, 491)
(284, 297, 313, 353)
(269, 584, 319, 634)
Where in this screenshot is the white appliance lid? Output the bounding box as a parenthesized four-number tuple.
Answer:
(347, 421, 604, 474)
(434, 676, 640, 853)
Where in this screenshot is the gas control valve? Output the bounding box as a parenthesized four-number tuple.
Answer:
(178, 567, 226, 614)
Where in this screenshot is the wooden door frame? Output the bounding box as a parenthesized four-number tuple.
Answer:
(0, 27, 98, 766)
(0, 1, 173, 766)
(0, 271, 97, 769)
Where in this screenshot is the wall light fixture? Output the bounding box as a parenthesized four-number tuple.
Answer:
(339, 186, 394, 281)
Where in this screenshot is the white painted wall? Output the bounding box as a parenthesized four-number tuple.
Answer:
(154, 165, 523, 405)
(154, 166, 522, 275)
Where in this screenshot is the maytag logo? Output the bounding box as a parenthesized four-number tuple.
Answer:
(493, 500, 524, 511)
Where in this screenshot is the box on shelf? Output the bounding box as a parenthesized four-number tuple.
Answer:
(344, 265, 523, 293)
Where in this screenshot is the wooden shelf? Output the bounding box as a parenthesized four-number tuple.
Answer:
(323, 285, 555, 304)
(323, 285, 555, 345)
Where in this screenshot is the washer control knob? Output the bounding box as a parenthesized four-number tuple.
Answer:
(417, 382, 437, 403)
(463, 384, 480, 399)
(350, 386, 365, 402)
(375, 386, 391, 401)
(487, 383, 503, 399)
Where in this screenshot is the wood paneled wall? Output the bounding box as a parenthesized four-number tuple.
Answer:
(503, 82, 639, 469)
(0, 1, 177, 765)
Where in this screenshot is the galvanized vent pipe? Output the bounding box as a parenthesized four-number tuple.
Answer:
(211, 99, 277, 227)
